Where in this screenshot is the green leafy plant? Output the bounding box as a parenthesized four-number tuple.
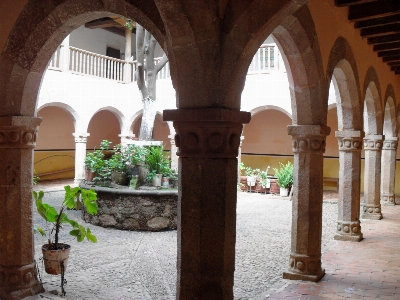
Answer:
(84, 150, 104, 173)
(145, 145, 169, 175)
(125, 145, 148, 166)
(33, 170, 40, 185)
(33, 185, 98, 250)
(100, 140, 112, 150)
(273, 161, 294, 189)
(108, 152, 127, 172)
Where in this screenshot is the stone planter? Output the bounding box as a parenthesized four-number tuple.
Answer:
(42, 244, 71, 275)
(80, 183, 178, 231)
(111, 170, 128, 185)
(137, 162, 149, 185)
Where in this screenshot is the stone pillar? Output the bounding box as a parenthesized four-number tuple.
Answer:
(238, 135, 244, 181)
(0, 116, 44, 299)
(381, 137, 398, 206)
(164, 108, 250, 299)
(119, 134, 135, 147)
(168, 134, 178, 172)
(283, 125, 330, 282)
(73, 133, 89, 185)
(61, 35, 70, 72)
(124, 27, 132, 83)
(362, 134, 384, 219)
(334, 130, 364, 242)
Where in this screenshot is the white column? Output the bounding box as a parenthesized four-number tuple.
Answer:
(168, 134, 178, 172)
(61, 35, 70, 72)
(124, 27, 132, 83)
(238, 135, 244, 181)
(73, 132, 89, 185)
(381, 137, 398, 206)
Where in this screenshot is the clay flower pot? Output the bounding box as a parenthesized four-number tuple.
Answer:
(42, 243, 71, 275)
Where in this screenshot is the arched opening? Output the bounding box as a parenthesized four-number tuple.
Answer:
(87, 110, 122, 149)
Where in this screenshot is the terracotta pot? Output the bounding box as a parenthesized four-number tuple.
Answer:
(269, 178, 280, 194)
(240, 176, 247, 191)
(42, 243, 71, 275)
(85, 168, 95, 182)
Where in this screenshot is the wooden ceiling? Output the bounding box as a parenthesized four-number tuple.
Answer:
(335, 0, 400, 75)
(85, 17, 136, 37)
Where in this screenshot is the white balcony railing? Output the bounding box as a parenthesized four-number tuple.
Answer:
(47, 43, 280, 82)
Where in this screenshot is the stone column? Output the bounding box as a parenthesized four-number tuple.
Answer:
(119, 133, 135, 147)
(73, 133, 89, 185)
(124, 27, 132, 83)
(283, 125, 330, 282)
(238, 136, 244, 181)
(168, 134, 178, 172)
(164, 108, 250, 299)
(0, 116, 44, 299)
(362, 134, 384, 219)
(381, 137, 398, 206)
(334, 130, 364, 242)
(61, 35, 70, 72)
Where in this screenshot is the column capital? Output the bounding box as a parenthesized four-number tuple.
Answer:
(0, 116, 41, 149)
(335, 130, 364, 152)
(382, 137, 398, 150)
(364, 134, 384, 151)
(73, 132, 90, 143)
(163, 108, 251, 158)
(287, 125, 330, 154)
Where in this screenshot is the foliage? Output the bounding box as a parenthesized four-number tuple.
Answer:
(108, 152, 127, 172)
(239, 162, 245, 176)
(259, 170, 269, 188)
(145, 146, 169, 175)
(244, 167, 261, 177)
(34, 185, 98, 250)
(146, 169, 157, 182)
(93, 159, 112, 186)
(33, 170, 40, 185)
(125, 145, 148, 166)
(273, 161, 294, 189)
(100, 140, 112, 150)
(84, 150, 104, 172)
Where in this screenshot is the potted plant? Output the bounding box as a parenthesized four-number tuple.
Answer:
(109, 151, 128, 185)
(245, 167, 256, 189)
(84, 150, 103, 182)
(33, 185, 98, 294)
(100, 139, 114, 159)
(145, 145, 167, 187)
(125, 144, 148, 182)
(273, 161, 294, 196)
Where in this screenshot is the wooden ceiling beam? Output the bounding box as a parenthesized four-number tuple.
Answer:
(349, 1, 400, 21)
(387, 61, 400, 66)
(361, 23, 400, 37)
(368, 33, 400, 44)
(335, 0, 377, 7)
(355, 14, 400, 29)
(377, 49, 400, 57)
(373, 41, 400, 51)
(85, 18, 122, 29)
(382, 54, 400, 62)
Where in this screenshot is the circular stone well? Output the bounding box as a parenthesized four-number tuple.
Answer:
(80, 183, 178, 231)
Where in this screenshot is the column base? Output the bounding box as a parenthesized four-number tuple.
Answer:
(74, 178, 84, 185)
(283, 269, 325, 282)
(0, 262, 44, 300)
(362, 204, 382, 220)
(283, 254, 325, 282)
(381, 194, 396, 206)
(334, 221, 363, 242)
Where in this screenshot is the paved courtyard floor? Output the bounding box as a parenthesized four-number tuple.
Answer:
(25, 180, 400, 299)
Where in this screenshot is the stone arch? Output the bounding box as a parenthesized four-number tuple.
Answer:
(36, 102, 80, 132)
(326, 37, 362, 131)
(383, 85, 397, 138)
(363, 67, 383, 135)
(250, 105, 292, 119)
(0, 0, 165, 117)
(271, 5, 327, 125)
(86, 106, 125, 133)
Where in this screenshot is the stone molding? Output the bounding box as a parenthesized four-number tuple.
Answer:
(168, 134, 176, 146)
(381, 192, 395, 206)
(363, 134, 384, 151)
(163, 108, 251, 158)
(283, 253, 325, 282)
(0, 262, 44, 298)
(382, 137, 398, 150)
(335, 130, 364, 152)
(73, 132, 90, 143)
(362, 203, 382, 220)
(287, 125, 330, 154)
(334, 220, 363, 242)
(0, 116, 41, 149)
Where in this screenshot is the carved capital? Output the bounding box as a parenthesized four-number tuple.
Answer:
(382, 137, 398, 151)
(0, 116, 41, 149)
(163, 108, 251, 158)
(363, 135, 383, 151)
(73, 132, 90, 143)
(335, 131, 364, 152)
(288, 125, 330, 154)
(0, 262, 44, 297)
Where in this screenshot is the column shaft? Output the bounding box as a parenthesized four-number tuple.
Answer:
(61, 35, 70, 72)
(73, 133, 89, 185)
(168, 134, 178, 172)
(381, 137, 398, 206)
(0, 116, 44, 299)
(362, 135, 383, 219)
(283, 125, 330, 282)
(334, 131, 363, 242)
(124, 27, 132, 83)
(164, 108, 250, 299)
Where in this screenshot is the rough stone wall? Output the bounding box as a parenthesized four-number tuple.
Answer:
(82, 187, 178, 231)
